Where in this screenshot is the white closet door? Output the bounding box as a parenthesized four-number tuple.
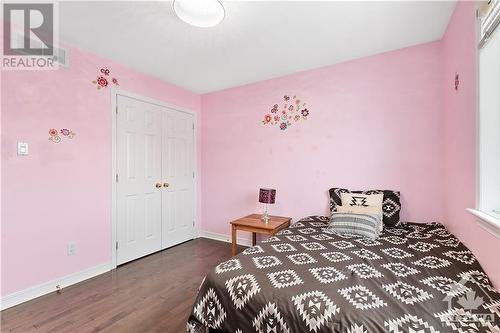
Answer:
(116, 95, 163, 265)
(161, 109, 195, 248)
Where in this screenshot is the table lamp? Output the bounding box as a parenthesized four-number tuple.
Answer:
(259, 188, 276, 224)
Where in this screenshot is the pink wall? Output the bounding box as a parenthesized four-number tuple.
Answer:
(441, 1, 500, 287)
(3, 0, 499, 299)
(1, 43, 201, 296)
(201, 42, 445, 237)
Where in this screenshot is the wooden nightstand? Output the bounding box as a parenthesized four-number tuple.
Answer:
(230, 214, 292, 256)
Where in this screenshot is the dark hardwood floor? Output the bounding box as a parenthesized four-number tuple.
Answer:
(1, 238, 245, 333)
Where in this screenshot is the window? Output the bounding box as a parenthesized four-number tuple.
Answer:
(477, 0, 500, 222)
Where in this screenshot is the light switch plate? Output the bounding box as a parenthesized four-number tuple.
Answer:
(17, 142, 28, 155)
(67, 242, 76, 256)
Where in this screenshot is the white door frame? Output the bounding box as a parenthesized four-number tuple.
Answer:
(110, 87, 198, 269)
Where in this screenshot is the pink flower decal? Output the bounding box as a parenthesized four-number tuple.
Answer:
(262, 114, 272, 124)
(96, 76, 108, 89)
(92, 68, 119, 90)
(262, 94, 309, 131)
(49, 128, 76, 143)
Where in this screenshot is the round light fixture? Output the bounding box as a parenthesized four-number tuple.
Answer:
(173, 0, 225, 28)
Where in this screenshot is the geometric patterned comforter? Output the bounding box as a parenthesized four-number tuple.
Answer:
(187, 216, 500, 332)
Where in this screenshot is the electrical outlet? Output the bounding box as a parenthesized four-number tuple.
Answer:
(67, 242, 76, 256)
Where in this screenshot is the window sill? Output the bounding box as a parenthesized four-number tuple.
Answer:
(467, 208, 500, 239)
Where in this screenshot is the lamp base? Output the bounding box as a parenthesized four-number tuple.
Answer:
(261, 212, 270, 224)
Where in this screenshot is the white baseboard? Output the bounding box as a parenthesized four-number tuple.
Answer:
(198, 230, 253, 247)
(0, 262, 111, 311)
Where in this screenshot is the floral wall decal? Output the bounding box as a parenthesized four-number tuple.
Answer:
(262, 95, 309, 131)
(92, 67, 119, 90)
(454, 72, 460, 91)
(49, 128, 76, 143)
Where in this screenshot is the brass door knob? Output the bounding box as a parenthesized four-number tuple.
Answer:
(163, 182, 170, 188)
(155, 183, 162, 188)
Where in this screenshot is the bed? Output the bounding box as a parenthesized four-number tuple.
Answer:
(187, 216, 500, 332)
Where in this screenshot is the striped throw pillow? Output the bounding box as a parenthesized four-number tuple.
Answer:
(336, 205, 384, 232)
(326, 213, 381, 239)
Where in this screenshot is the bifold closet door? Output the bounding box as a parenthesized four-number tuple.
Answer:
(161, 109, 195, 249)
(116, 95, 163, 265)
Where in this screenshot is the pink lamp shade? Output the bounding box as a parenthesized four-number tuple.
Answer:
(259, 188, 276, 204)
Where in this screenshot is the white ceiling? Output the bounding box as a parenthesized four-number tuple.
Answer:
(60, 1, 456, 94)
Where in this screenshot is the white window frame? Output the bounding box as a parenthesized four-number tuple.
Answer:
(468, 1, 500, 238)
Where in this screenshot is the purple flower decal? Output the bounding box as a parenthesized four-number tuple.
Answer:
(262, 95, 310, 131)
(49, 128, 75, 143)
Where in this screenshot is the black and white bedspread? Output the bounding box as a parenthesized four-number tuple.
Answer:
(187, 216, 500, 332)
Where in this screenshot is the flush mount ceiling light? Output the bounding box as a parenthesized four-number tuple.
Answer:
(173, 0, 225, 28)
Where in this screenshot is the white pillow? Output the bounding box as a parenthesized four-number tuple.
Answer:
(339, 193, 384, 231)
(340, 192, 383, 207)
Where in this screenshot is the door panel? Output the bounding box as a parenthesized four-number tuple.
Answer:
(117, 95, 162, 265)
(162, 110, 195, 249)
(125, 195, 137, 243)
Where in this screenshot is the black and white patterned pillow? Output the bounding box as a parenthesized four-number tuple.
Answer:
(327, 212, 381, 239)
(329, 188, 401, 227)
